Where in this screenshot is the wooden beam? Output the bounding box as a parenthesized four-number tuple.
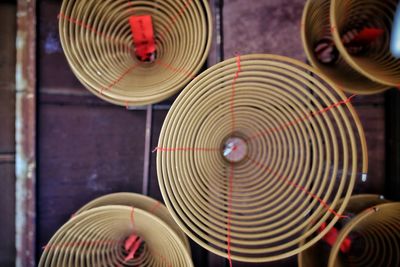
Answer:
(385, 89, 400, 201)
(0, 2, 17, 266)
(15, 0, 36, 266)
(208, 0, 224, 66)
(0, 154, 16, 164)
(142, 105, 153, 195)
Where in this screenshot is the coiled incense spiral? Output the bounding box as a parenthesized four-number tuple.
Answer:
(75, 192, 190, 251)
(39, 206, 193, 267)
(298, 194, 389, 267)
(302, 0, 400, 94)
(156, 54, 368, 262)
(329, 202, 400, 267)
(59, 0, 212, 106)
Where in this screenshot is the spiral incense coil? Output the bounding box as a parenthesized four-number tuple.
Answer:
(39, 206, 193, 267)
(156, 54, 368, 262)
(298, 194, 389, 267)
(302, 0, 389, 94)
(59, 0, 212, 106)
(331, 0, 400, 89)
(328, 203, 400, 267)
(75, 192, 190, 251)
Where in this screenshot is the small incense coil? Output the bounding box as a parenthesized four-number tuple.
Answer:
(39, 206, 193, 267)
(75, 192, 190, 251)
(156, 54, 368, 262)
(59, 0, 212, 106)
(298, 194, 389, 267)
(331, 0, 400, 89)
(302, 0, 398, 94)
(329, 202, 400, 267)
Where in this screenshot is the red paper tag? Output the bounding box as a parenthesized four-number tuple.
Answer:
(351, 28, 384, 45)
(129, 15, 156, 61)
(319, 222, 352, 253)
(124, 238, 142, 262)
(124, 234, 138, 251)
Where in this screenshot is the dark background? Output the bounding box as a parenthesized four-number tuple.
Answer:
(0, 0, 399, 266)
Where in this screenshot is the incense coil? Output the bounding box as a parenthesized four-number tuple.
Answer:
(298, 194, 389, 267)
(302, 0, 395, 94)
(59, 0, 212, 106)
(329, 202, 400, 267)
(75, 192, 190, 251)
(331, 0, 400, 89)
(39, 206, 193, 267)
(156, 54, 368, 262)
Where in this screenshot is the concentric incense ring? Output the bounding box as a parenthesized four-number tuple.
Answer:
(301, 0, 397, 94)
(156, 54, 368, 262)
(39, 206, 193, 267)
(331, 0, 400, 89)
(329, 202, 400, 267)
(59, 0, 212, 106)
(75, 192, 190, 251)
(298, 194, 389, 267)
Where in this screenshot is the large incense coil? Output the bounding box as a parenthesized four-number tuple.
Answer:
(301, 0, 392, 94)
(328, 202, 400, 267)
(59, 0, 212, 106)
(156, 54, 368, 262)
(75, 192, 190, 251)
(298, 194, 389, 267)
(39, 206, 193, 267)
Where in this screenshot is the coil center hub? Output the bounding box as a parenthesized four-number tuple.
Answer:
(222, 136, 248, 163)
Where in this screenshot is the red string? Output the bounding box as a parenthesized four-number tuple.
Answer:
(225, 54, 241, 267)
(100, 63, 140, 95)
(155, 59, 195, 79)
(149, 201, 161, 214)
(126, 0, 135, 13)
(159, 0, 194, 41)
(172, 0, 193, 26)
(248, 94, 357, 141)
(130, 207, 135, 230)
(247, 156, 348, 219)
